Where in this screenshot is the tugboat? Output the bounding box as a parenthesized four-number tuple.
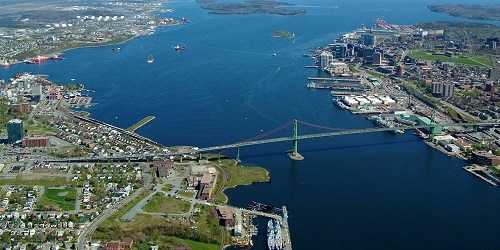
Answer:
(174, 45, 187, 51)
(147, 55, 154, 63)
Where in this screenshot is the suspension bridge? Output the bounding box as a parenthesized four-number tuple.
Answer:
(191, 119, 499, 161)
(48, 118, 499, 163)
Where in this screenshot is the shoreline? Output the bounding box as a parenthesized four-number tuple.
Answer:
(2, 22, 180, 67)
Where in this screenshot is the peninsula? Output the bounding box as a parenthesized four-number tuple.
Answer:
(195, 0, 307, 15)
(428, 4, 500, 21)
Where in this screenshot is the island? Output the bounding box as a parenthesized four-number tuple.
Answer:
(272, 30, 295, 38)
(428, 4, 500, 21)
(195, 0, 307, 15)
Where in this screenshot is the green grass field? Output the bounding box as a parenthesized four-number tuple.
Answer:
(143, 195, 190, 213)
(409, 50, 494, 67)
(183, 239, 219, 250)
(42, 188, 77, 211)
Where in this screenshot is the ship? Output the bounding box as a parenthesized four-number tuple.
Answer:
(32, 56, 49, 64)
(274, 219, 282, 250)
(51, 54, 65, 60)
(147, 55, 154, 63)
(267, 219, 275, 250)
(174, 45, 187, 51)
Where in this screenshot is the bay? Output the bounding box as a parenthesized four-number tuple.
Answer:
(1, 0, 500, 249)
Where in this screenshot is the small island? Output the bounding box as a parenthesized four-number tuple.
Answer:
(272, 30, 295, 38)
(195, 0, 307, 16)
(428, 4, 500, 21)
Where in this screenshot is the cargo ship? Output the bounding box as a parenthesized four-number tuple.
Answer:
(32, 56, 49, 63)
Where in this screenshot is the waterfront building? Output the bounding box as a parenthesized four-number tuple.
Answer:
(319, 51, 334, 70)
(216, 207, 236, 226)
(7, 119, 24, 144)
(472, 151, 500, 166)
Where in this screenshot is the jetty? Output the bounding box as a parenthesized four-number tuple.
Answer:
(126, 116, 155, 132)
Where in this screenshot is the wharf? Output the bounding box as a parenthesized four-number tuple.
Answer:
(350, 109, 387, 114)
(463, 165, 499, 186)
(307, 77, 360, 82)
(126, 116, 155, 132)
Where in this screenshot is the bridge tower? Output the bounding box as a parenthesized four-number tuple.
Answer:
(430, 110, 437, 142)
(236, 147, 241, 163)
(288, 119, 304, 160)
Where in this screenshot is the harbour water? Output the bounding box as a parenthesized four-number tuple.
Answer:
(2, 0, 500, 249)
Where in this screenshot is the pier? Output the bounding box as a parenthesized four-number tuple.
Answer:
(126, 116, 155, 132)
(463, 165, 499, 186)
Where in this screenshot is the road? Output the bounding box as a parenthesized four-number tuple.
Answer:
(77, 165, 152, 250)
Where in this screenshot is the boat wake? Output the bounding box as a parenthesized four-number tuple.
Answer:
(198, 44, 269, 56)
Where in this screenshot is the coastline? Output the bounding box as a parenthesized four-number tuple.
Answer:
(2, 22, 180, 67)
(219, 162, 271, 204)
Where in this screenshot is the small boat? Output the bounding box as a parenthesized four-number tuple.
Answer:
(51, 54, 65, 60)
(2, 62, 10, 67)
(147, 55, 154, 63)
(174, 45, 187, 51)
(113, 47, 121, 51)
(272, 53, 277, 56)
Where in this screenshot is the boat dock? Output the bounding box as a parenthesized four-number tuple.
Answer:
(240, 202, 292, 250)
(126, 116, 155, 132)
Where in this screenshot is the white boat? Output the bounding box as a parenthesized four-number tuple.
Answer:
(147, 55, 154, 63)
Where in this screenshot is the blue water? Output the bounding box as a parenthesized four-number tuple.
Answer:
(2, 0, 500, 249)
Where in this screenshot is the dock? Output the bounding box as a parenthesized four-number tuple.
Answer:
(307, 77, 360, 82)
(126, 116, 155, 132)
(239, 202, 292, 249)
(463, 165, 499, 186)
